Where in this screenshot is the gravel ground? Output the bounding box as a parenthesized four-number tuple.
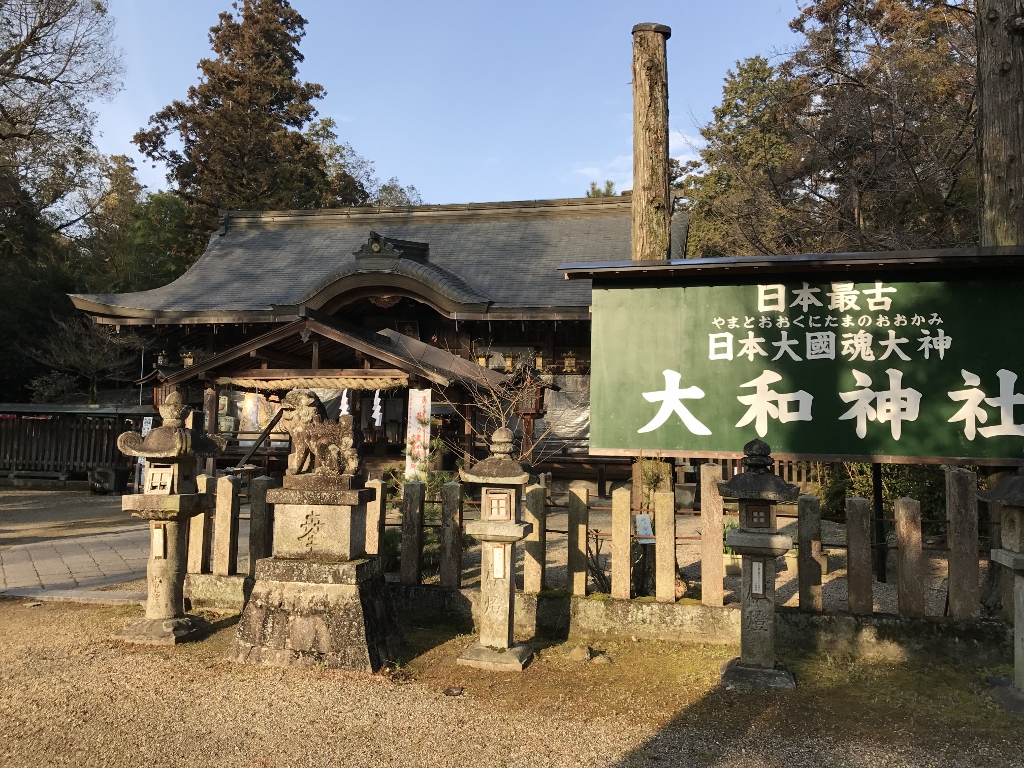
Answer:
(0, 597, 1020, 768)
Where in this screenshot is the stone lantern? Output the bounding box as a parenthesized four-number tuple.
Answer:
(115, 392, 224, 645)
(717, 439, 798, 689)
(978, 472, 1024, 709)
(458, 426, 534, 671)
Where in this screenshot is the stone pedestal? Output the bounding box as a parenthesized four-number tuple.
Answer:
(113, 493, 214, 645)
(229, 477, 403, 672)
(457, 519, 533, 672)
(991, 548, 1024, 706)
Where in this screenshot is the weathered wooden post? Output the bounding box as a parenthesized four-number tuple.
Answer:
(700, 463, 724, 607)
(797, 494, 823, 612)
(846, 497, 873, 615)
(401, 480, 425, 585)
(895, 497, 925, 618)
(947, 467, 981, 620)
(439, 481, 463, 589)
(718, 440, 798, 689)
(631, 22, 672, 262)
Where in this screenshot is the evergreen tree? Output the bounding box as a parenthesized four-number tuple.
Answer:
(133, 0, 363, 224)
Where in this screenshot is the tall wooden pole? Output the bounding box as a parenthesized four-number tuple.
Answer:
(976, 0, 1024, 246)
(631, 23, 672, 262)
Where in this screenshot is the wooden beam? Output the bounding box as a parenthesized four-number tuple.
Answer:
(223, 369, 409, 380)
(249, 349, 309, 368)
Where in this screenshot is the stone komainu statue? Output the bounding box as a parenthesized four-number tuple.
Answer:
(278, 390, 327, 475)
(302, 415, 360, 477)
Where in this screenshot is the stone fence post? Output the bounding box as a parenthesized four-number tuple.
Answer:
(700, 463, 724, 607)
(797, 494, 823, 612)
(187, 474, 214, 574)
(846, 496, 873, 615)
(611, 487, 631, 599)
(401, 481, 425, 585)
(895, 497, 925, 618)
(248, 475, 276, 578)
(567, 487, 589, 596)
(365, 478, 385, 556)
(439, 481, 463, 588)
(213, 474, 240, 576)
(522, 484, 546, 593)
(654, 490, 676, 603)
(947, 468, 980, 620)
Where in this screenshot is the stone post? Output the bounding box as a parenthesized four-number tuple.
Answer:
(846, 497, 873, 615)
(654, 490, 676, 603)
(247, 475, 274, 577)
(700, 463, 724, 607)
(895, 497, 925, 618)
(364, 478, 385, 556)
(611, 487, 632, 599)
(213, 475, 240, 576)
(187, 474, 214, 574)
(797, 494, 823, 612)
(439, 481, 463, 589)
(567, 486, 589, 596)
(146, 519, 187, 620)
(946, 467, 980, 620)
(401, 480, 425, 585)
(522, 484, 546, 593)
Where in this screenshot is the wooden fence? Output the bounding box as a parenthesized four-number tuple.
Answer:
(0, 412, 134, 475)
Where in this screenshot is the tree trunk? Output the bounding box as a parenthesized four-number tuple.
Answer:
(631, 23, 672, 262)
(976, 0, 1024, 246)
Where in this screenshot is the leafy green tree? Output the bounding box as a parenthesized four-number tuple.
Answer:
(586, 180, 617, 197)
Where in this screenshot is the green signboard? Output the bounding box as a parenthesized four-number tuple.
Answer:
(590, 277, 1024, 463)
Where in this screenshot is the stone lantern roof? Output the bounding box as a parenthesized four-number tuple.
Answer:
(460, 426, 530, 486)
(977, 470, 1024, 506)
(117, 392, 224, 460)
(717, 439, 799, 502)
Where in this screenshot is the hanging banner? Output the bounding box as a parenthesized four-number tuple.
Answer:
(405, 389, 432, 480)
(590, 277, 1024, 464)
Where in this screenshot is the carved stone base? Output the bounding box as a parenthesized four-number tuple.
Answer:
(720, 657, 796, 689)
(456, 641, 533, 672)
(111, 616, 208, 646)
(227, 556, 403, 673)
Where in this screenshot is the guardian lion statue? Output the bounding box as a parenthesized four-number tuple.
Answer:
(278, 390, 327, 475)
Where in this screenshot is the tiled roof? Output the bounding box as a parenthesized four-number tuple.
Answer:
(71, 196, 688, 322)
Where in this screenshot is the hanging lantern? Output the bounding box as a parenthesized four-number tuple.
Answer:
(477, 353, 488, 368)
(157, 350, 168, 366)
(504, 353, 514, 372)
(534, 350, 544, 371)
(562, 351, 577, 374)
(181, 351, 195, 368)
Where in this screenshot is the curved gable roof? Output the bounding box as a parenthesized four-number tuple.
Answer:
(71, 197, 686, 324)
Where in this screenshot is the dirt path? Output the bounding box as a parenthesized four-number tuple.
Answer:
(0, 598, 1019, 767)
(0, 490, 138, 549)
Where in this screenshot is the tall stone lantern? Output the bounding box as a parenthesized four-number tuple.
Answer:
(458, 426, 534, 671)
(115, 392, 224, 645)
(717, 439, 798, 689)
(978, 473, 1024, 708)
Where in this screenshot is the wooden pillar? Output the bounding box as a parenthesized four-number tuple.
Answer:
(631, 461, 643, 512)
(439, 481, 463, 588)
(247, 475, 275, 577)
(654, 490, 676, 603)
(700, 463, 724, 607)
(946, 467, 980, 620)
(203, 386, 219, 476)
(567, 487, 589, 596)
(401, 481, 425, 585)
(212, 474, 239, 576)
(364, 478, 385, 556)
(631, 22, 672, 262)
(976, 0, 1024, 247)
(846, 496, 873, 615)
(522, 484, 546, 593)
(611, 487, 631, 599)
(895, 497, 925, 618)
(187, 474, 214, 574)
(797, 494, 823, 612)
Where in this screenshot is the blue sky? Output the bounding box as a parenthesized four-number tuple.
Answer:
(94, 1, 802, 204)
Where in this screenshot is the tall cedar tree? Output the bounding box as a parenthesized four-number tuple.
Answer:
(133, 0, 364, 235)
(681, 0, 977, 256)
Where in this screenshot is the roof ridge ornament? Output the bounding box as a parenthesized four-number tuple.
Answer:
(353, 231, 429, 260)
